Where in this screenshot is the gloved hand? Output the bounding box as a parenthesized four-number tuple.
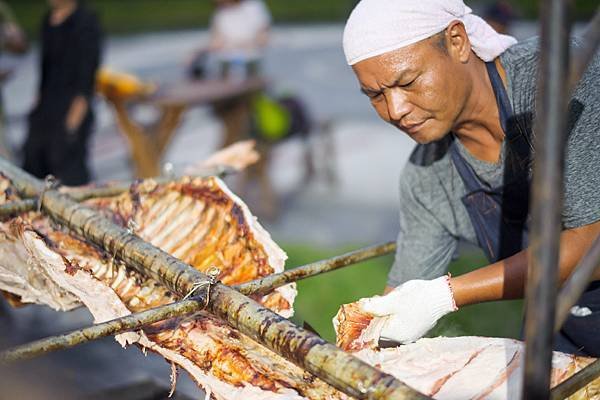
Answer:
(359, 276, 458, 344)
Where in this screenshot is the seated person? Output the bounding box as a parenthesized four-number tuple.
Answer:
(190, 0, 271, 80)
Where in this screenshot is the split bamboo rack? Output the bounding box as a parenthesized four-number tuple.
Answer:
(0, 157, 425, 400)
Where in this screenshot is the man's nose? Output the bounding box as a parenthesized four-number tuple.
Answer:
(385, 90, 411, 122)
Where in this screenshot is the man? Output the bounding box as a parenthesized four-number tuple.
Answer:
(343, 0, 600, 356)
(23, 0, 102, 185)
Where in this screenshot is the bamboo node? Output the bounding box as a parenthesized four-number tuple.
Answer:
(37, 175, 59, 212)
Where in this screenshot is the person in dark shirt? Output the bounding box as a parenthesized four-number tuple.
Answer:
(23, 0, 102, 185)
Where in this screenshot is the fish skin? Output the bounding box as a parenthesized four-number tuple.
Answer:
(1, 175, 343, 400)
(334, 298, 600, 400)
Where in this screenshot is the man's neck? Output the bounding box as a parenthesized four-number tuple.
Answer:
(50, 2, 77, 26)
(453, 57, 506, 163)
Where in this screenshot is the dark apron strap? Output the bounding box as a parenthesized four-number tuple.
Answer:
(486, 62, 600, 356)
(449, 143, 490, 193)
(485, 62, 532, 175)
(450, 62, 531, 262)
(450, 63, 600, 356)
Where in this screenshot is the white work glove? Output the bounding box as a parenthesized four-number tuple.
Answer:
(359, 276, 458, 344)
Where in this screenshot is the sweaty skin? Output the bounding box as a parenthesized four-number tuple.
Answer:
(353, 22, 600, 302)
(352, 21, 505, 163)
(450, 221, 600, 306)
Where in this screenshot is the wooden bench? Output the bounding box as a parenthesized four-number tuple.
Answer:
(97, 72, 264, 178)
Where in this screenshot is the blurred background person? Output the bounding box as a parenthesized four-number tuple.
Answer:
(0, 1, 27, 160)
(22, 0, 102, 185)
(188, 0, 278, 217)
(189, 0, 271, 80)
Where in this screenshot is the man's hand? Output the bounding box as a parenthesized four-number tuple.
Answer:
(65, 96, 88, 135)
(359, 276, 457, 344)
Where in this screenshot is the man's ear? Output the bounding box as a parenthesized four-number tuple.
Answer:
(446, 20, 471, 63)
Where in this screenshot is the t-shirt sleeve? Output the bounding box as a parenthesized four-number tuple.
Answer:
(561, 50, 600, 229)
(247, 0, 271, 29)
(387, 164, 458, 287)
(210, 8, 224, 34)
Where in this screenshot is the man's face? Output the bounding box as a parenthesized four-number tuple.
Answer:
(352, 34, 471, 144)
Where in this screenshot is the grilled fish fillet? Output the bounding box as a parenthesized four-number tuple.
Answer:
(0, 175, 346, 400)
(334, 300, 600, 399)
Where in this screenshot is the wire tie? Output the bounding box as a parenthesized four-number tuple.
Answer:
(162, 162, 175, 179)
(355, 380, 376, 397)
(182, 266, 221, 309)
(37, 175, 59, 212)
(126, 219, 139, 235)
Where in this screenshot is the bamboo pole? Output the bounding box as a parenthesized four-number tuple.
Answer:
(0, 158, 427, 400)
(0, 160, 44, 197)
(550, 359, 600, 400)
(0, 166, 235, 218)
(1, 297, 206, 363)
(1, 242, 396, 362)
(236, 241, 396, 295)
(0, 199, 37, 218)
(1, 242, 395, 362)
(522, 0, 571, 398)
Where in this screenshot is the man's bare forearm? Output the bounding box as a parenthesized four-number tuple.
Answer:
(450, 221, 600, 307)
(66, 96, 88, 133)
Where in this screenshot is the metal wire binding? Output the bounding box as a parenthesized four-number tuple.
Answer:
(126, 219, 139, 235)
(182, 266, 221, 309)
(355, 380, 376, 397)
(159, 267, 221, 342)
(162, 162, 175, 179)
(37, 175, 59, 212)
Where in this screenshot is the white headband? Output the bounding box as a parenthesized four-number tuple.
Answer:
(343, 0, 517, 65)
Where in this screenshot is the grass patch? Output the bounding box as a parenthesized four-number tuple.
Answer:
(282, 243, 523, 344)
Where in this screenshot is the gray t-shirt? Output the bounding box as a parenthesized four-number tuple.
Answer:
(388, 38, 600, 287)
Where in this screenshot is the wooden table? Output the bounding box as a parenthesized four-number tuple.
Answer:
(98, 78, 265, 178)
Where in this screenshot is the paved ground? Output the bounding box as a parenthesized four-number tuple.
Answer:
(0, 22, 546, 398)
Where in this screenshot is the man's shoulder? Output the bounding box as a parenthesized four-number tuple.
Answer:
(500, 37, 541, 89)
(500, 36, 594, 75)
(501, 37, 540, 64)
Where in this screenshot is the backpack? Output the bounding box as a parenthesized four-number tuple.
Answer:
(251, 93, 311, 143)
